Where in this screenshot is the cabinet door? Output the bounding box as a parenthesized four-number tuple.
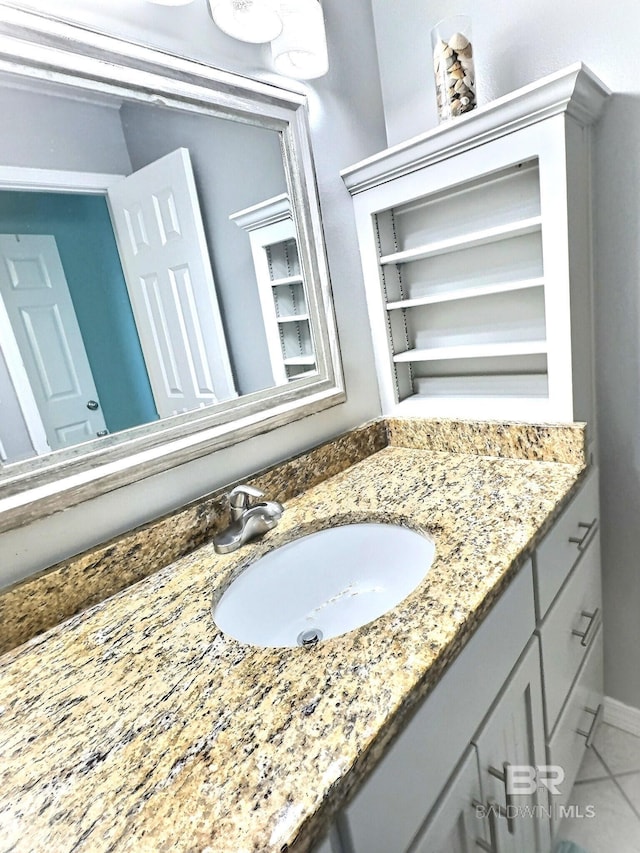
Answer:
(411, 747, 486, 853)
(311, 824, 345, 853)
(473, 639, 551, 853)
(344, 564, 535, 853)
(548, 625, 604, 836)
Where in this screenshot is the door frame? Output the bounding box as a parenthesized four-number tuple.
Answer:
(0, 165, 125, 194)
(0, 165, 125, 456)
(0, 294, 49, 456)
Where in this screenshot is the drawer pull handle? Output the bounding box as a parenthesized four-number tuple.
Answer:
(577, 702, 604, 748)
(569, 518, 598, 551)
(473, 799, 502, 853)
(488, 762, 515, 835)
(571, 608, 600, 647)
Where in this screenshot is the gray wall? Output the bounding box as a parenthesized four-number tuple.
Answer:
(0, 1, 386, 587)
(0, 85, 132, 172)
(371, 0, 640, 710)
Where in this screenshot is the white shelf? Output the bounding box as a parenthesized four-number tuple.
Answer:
(386, 277, 544, 311)
(276, 313, 310, 323)
(270, 274, 304, 287)
(392, 393, 557, 420)
(393, 340, 548, 363)
(413, 373, 549, 398)
(286, 368, 316, 379)
(283, 355, 316, 366)
(378, 217, 542, 266)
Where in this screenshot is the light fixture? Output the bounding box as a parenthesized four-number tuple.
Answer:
(207, 0, 283, 44)
(270, 0, 328, 80)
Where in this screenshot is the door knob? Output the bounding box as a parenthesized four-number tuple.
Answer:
(87, 400, 99, 410)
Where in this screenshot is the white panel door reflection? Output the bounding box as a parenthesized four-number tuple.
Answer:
(107, 148, 237, 418)
(0, 233, 107, 452)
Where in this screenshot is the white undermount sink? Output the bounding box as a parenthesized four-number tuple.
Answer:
(213, 523, 436, 648)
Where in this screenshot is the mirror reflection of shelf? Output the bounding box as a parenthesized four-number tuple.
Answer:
(284, 355, 316, 365)
(230, 194, 316, 385)
(277, 313, 310, 323)
(284, 364, 316, 380)
(270, 273, 304, 287)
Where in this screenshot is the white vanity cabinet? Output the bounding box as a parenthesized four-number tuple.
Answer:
(339, 564, 540, 853)
(342, 65, 610, 427)
(342, 636, 549, 853)
(319, 470, 602, 853)
(412, 642, 550, 853)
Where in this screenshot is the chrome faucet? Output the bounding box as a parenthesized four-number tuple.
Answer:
(213, 484, 284, 554)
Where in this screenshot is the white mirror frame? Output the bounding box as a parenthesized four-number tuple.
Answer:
(0, 6, 344, 532)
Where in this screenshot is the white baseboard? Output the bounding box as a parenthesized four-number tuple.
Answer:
(604, 696, 640, 737)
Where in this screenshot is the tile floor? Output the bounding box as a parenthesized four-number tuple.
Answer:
(555, 722, 640, 852)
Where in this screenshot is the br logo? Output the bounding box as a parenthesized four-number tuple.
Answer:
(506, 765, 565, 795)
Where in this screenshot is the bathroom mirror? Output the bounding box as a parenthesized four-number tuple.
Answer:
(0, 6, 344, 532)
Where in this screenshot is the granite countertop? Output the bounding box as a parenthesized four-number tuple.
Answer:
(0, 420, 587, 853)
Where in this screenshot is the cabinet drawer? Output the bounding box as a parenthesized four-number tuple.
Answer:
(540, 532, 601, 734)
(344, 561, 535, 853)
(547, 625, 603, 834)
(535, 467, 599, 618)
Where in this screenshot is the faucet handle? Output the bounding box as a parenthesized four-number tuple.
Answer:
(228, 484, 264, 518)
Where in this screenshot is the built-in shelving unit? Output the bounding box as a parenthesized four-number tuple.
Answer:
(373, 159, 548, 408)
(230, 194, 316, 384)
(342, 64, 610, 424)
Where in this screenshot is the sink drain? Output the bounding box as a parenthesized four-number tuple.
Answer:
(297, 628, 323, 647)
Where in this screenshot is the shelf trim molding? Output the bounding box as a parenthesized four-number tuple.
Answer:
(229, 193, 291, 231)
(342, 63, 611, 196)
